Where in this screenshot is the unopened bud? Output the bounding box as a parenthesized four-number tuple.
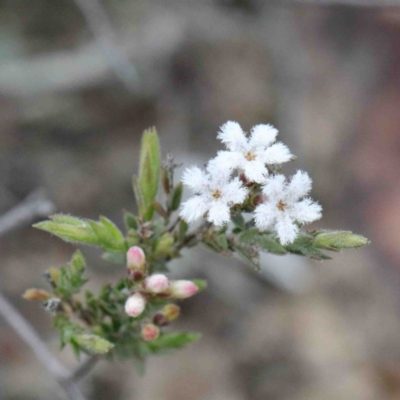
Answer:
(145, 274, 169, 294)
(169, 280, 198, 299)
(153, 312, 169, 326)
(125, 293, 146, 317)
(127, 246, 146, 272)
(128, 270, 144, 282)
(141, 324, 160, 342)
(23, 289, 52, 302)
(315, 231, 369, 250)
(162, 304, 180, 321)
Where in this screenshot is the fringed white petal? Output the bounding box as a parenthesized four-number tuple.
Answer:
(208, 152, 241, 181)
(262, 142, 293, 165)
(261, 174, 286, 199)
(286, 170, 312, 202)
(290, 198, 322, 224)
(223, 177, 248, 205)
(242, 159, 269, 184)
(275, 214, 299, 245)
(207, 201, 231, 226)
(249, 124, 278, 149)
(179, 196, 208, 223)
(181, 166, 208, 193)
(217, 121, 247, 152)
(254, 202, 277, 231)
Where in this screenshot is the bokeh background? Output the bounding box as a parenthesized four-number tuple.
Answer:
(1, 1, 400, 399)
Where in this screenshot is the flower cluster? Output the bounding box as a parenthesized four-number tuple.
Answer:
(124, 246, 198, 340)
(180, 121, 322, 245)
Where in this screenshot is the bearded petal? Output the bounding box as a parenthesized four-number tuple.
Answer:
(261, 174, 286, 199)
(286, 170, 312, 202)
(223, 177, 248, 205)
(217, 121, 248, 152)
(179, 196, 209, 223)
(249, 124, 278, 149)
(290, 198, 322, 224)
(181, 166, 208, 193)
(207, 201, 231, 226)
(254, 202, 278, 231)
(263, 142, 293, 165)
(275, 213, 299, 245)
(242, 159, 269, 184)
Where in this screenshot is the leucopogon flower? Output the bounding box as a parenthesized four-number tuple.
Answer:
(180, 159, 248, 226)
(214, 121, 293, 184)
(254, 171, 322, 245)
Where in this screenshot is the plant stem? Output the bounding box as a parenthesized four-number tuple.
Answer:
(0, 292, 90, 400)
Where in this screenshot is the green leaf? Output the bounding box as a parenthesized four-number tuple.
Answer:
(33, 220, 98, 245)
(135, 127, 161, 221)
(256, 234, 287, 255)
(86, 219, 126, 252)
(314, 230, 369, 250)
(123, 211, 138, 230)
(192, 279, 207, 291)
(177, 219, 188, 242)
(55, 250, 87, 299)
(53, 315, 83, 349)
(154, 232, 175, 257)
(239, 228, 259, 244)
(146, 332, 201, 353)
(74, 334, 114, 355)
(285, 233, 331, 260)
(100, 216, 125, 242)
(170, 182, 183, 211)
(231, 213, 245, 229)
(49, 214, 85, 225)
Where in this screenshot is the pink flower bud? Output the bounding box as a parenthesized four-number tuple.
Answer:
(145, 274, 169, 294)
(169, 280, 198, 299)
(141, 324, 160, 342)
(127, 246, 146, 271)
(125, 293, 146, 317)
(162, 304, 180, 321)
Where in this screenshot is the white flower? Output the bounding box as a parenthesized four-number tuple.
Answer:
(214, 121, 293, 184)
(254, 171, 322, 245)
(180, 159, 248, 226)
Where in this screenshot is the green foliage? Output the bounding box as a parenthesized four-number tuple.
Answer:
(34, 214, 126, 252)
(146, 332, 201, 353)
(55, 250, 87, 300)
(314, 230, 369, 250)
(192, 279, 207, 291)
(133, 127, 161, 221)
(170, 182, 183, 211)
(34, 215, 98, 245)
(28, 126, 370, 375)
(74, 334, 114, 355)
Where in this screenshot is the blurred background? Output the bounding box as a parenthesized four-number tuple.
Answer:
(1, 0, 400, 399)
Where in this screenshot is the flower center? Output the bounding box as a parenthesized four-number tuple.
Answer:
(244, 151, 257, 161)
(212, 189, 222, 199)
(277, 200, 287, 212)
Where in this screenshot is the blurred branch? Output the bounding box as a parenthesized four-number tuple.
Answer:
(0, 189, 55, 237)
(0, 293, 88, 400)
(289, 0, 400, 6)
(73, 0, 140, 93)
(0, 191, 96, 400)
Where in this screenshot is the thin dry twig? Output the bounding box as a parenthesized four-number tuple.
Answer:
(288, 0, 400, 6)
(0, 189, 55, 237)
(73, 0, 140, 92)
(0, 293, 88, 400)
(0, 191, 97, 400)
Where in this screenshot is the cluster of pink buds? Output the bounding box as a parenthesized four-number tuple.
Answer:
(124, 246, 199, 340)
